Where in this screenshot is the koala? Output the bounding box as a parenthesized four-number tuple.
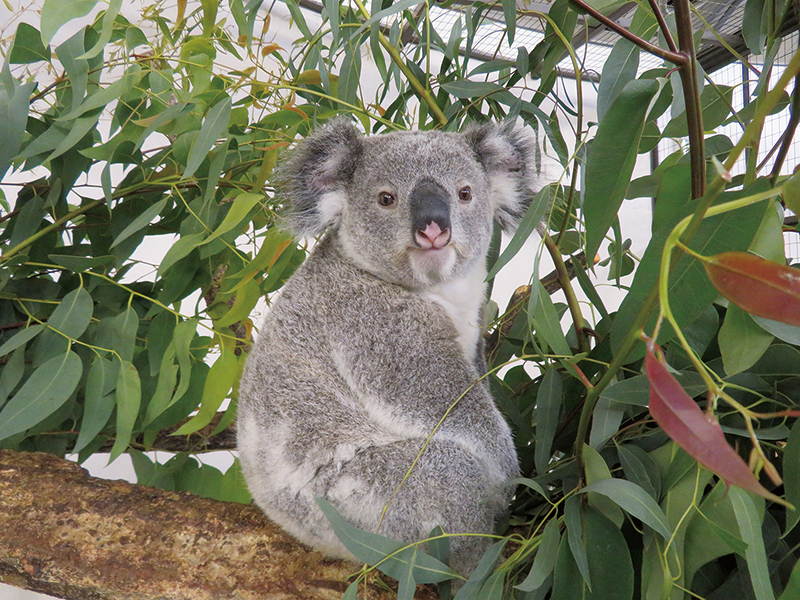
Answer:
(237, 118, 540, 577)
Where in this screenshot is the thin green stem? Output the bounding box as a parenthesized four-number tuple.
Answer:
(351, 0, 447, 126)
(543, 234, 589, 353)
(1, 199, 106, 263)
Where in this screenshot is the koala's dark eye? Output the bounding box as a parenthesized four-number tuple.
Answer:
(377, 191, 396, 207)
(458, 186, 472, 203)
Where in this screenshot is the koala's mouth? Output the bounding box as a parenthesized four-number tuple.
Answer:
(408, 244, 457, 282)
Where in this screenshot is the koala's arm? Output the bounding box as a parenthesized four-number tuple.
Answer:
(322, 274, 517, 478)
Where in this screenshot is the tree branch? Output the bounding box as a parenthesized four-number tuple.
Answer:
(567, 0, 687, 65)
(0, 450, 437, 600)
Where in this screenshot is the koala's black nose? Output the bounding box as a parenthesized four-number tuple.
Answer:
(410, 178, 451, 248)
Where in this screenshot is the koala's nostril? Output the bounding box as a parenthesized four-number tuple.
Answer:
(416, 222, 451, 249)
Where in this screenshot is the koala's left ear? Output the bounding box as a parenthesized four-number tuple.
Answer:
(464, 120, 541, 231)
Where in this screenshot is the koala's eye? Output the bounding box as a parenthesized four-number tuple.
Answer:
(458, 186, 473, 203)
(377, 191, 396, 207)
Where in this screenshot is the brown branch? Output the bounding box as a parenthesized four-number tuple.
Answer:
(567, 0, 687, 65)
(93, 412, 237, 454)
(673, 0, 706, 199)
(0, 450, 438, 600)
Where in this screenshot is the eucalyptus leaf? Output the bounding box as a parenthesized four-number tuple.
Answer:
(183, 97, 232, 180)
(730, 487, 774, 600)
(109, 359, 141, 462)
(516, 519, 560, 592)
(316, 499, 458, 584)
(584, 79, 658, 261)
(0, 350, 83, 441)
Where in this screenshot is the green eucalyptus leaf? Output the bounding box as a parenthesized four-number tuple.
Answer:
(0, 350, 83, 442)
(580, 478, 672, 539)
(111, 198, 169, 249)
(719, 305, 774, 376)
(0, 347, 27, 409)
(584, 79, 658, 261)
(173, 348, 238, 435)
(534, 367, 562, 476)
(41, 0, 99, 46)
(0, 324, 45, 358)
(552, 504, 634, 600)
(9, 22, 51, 63)
(784, 420, 800, 535)
(77, 0, 122, 60)
(616, 443, 660, 500)
(516, 519, 560, 592)
(73, 355, 117, 453)
(779, 558, 800, 600)
(597, 39, 640, 121)
(0, 66, 35, 179)
(183, 97, 232, 180)
(453, 539, 507, 599)
(487, 186, 551, 281)
(441, 80, 504, 99)
(582, 445, 624, 526)
(315, 498, 459, 584)
(201, 192, 263, 246)
(610, 189, 768, 361)
(730, 487, 774, 600)
(564, 495, 592, 589)
(109, 359, 141, 462)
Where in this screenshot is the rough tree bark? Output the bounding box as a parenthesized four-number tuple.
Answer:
(0, 450, 438, 600)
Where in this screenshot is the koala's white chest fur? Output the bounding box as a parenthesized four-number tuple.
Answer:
(422, 261, 487, 364)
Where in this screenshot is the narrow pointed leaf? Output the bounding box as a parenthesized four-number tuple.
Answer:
(645, 340, 784, 505)
(183, 97, 231, 180)
(0, 350, 83, 441)
(0, 324, 44, 357)
(453, 539, 507, 599)
(516, 518, 560, 592)
(109, 359, 141, 462)
(584, 79, 659, 261)
(701, 251, 800, 327)
(200, 192, 264, 246)
(784, 419, 800, 534)
(564, 496, 592, 590)
(315, 498, 458, 584)
(730, 487, 774, 600)
(580, 478, 671, 539)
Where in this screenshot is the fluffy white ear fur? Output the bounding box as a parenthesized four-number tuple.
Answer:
(274, 118, 363, 238)
(465, 120, 540, 232)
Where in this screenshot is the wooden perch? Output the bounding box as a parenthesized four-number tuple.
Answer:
(0, 450, 438, 600)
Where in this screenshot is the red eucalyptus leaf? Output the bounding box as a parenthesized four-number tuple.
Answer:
(702, 251, 800, 327)
(645, 340, 784, 504)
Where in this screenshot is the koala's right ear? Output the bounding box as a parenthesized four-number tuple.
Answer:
(275, 118, 364, 237)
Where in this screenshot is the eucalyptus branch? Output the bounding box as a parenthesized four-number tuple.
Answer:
(543, 234, 589, 353)
(350, 0, 447, 126)
(572, 51, 800, 465)
(646, 0, 678, 54)
(673, 0, 705, 199)
(1, 199, 106, 263)
(566, 0, 687, 65)
(770, 74, 800, 182)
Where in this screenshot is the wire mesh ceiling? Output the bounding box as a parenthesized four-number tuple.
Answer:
(296, 0, 798, 77)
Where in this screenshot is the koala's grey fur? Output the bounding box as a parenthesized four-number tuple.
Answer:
(238, 118, 540, 576)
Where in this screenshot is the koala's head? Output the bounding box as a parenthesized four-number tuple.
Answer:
(275, 118, 540, 288)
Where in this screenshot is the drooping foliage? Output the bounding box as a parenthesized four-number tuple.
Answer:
(1, 0, 800, 597)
